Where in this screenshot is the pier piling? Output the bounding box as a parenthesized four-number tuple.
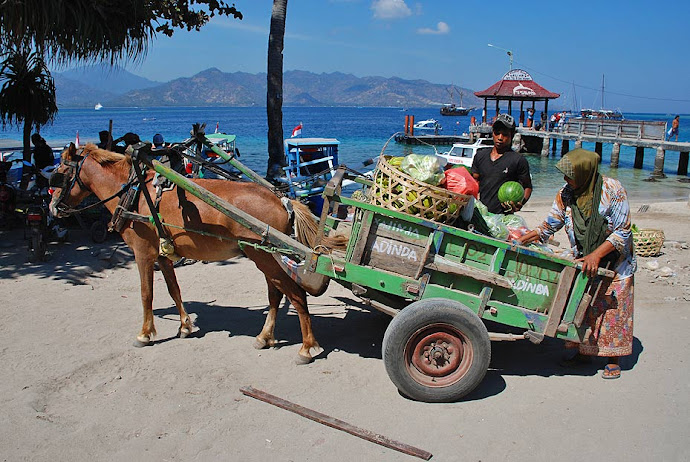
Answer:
(611, 143, 620, 168)
(634, 146, 644, 169)
(551, 137, 558, 156)
(561, 139, 569, 156)
(679, 152, 689, 176)
(652, 147, 666, 178)
(595, 142, 603, 163)
(575, 139, 582, 149)
(541, 137, 549, 157)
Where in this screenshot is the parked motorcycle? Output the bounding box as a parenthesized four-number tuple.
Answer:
(25, 166, 67, 262)
(0, 159, 21, 229)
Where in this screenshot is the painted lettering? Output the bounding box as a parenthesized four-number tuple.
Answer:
(377, 219, 423, 239)
(372, 239, 418, 261)
(512, 279, 550, 296)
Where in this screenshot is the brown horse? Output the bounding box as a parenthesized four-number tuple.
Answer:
(50, 143, 332, 364)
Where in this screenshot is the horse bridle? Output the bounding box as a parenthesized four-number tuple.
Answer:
(51, 152, 134, 216)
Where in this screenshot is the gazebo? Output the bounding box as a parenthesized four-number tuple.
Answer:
(474, 69, 560, 127)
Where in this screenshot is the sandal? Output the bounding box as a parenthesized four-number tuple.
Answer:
(559, 352, 592, 367)
(602, 364, 621, 379)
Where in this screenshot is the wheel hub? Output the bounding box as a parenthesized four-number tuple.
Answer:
(411, 331, 464, 378)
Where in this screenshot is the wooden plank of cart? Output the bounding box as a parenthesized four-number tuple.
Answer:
(138, 150, 613, 403)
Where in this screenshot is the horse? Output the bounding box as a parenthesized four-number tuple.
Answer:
(50, 143, 337, 364)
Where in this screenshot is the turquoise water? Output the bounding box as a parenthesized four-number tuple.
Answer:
(1, 106, 688, 201)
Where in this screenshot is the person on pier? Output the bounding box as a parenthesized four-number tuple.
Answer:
(471, 113, 532, 214)
(518, 148, 636, 379)
(668, 115, 680, 142)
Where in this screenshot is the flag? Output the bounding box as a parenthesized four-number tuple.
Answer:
(291, 122, 303, 138)
(215, 122, 219, 133)
(75, 130, 80, 148)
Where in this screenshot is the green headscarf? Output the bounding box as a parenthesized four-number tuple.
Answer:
(555, 149, 608, 255)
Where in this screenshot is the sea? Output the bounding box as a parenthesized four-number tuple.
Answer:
(1, 106, 689, 201)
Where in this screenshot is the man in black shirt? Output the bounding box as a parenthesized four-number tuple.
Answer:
(471, 113, 532, 214)
(31, 134, 54, 188)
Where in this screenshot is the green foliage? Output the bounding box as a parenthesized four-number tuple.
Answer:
(0, 1, 242, 65)
(0, 50, 57, 129)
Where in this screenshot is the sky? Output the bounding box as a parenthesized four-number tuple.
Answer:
(121, 0, 689, 114)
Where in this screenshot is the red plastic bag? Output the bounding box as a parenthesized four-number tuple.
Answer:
(444, 167, 479, 198)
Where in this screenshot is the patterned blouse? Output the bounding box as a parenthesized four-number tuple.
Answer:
(536, 176, 636, 279)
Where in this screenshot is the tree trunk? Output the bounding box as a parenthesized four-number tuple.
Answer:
(20, 119, 33, 190)
(266, 0, 288, 180)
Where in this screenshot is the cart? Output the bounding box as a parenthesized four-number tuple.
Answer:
(136, 151, 612, 403)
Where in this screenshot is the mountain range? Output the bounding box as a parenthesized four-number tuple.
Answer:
(54, 66, 483, 109)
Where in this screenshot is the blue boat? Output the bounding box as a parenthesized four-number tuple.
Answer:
(277, 137, 340, 213)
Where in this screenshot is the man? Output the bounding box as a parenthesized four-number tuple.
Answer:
(97, 130, 112, 150)
(668, 115, 680, 142)
(471, 113, 532, 214)
(31, 133, 53, 188)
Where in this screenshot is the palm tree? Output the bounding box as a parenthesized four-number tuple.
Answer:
(266, 0, 288, 181)
(0, 50, 58, 188)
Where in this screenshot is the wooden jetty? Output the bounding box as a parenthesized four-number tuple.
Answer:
(470, 118, 690, 178)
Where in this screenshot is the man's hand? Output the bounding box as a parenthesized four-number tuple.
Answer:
(517, 229, 540, 245)
(501, 200, 523, 214)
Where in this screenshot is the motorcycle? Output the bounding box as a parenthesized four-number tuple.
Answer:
(0, 158, 22, 229)
(22, 164, 67, 262)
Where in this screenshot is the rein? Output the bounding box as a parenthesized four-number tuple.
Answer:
(54, 152, 137, 216)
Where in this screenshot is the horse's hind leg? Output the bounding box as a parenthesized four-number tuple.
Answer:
(244, 248, 320, 364)
(253, 276, 282, 349)
(157, 256, 193, 338)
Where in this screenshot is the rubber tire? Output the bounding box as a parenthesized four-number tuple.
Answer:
(29, 230, 46, 262)
(382, 298, 490, 403)
(91, 220, 108, 243)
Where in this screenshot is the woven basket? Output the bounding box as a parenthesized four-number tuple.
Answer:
(368, 156, 471, 224)
(633, 229, 665, 257)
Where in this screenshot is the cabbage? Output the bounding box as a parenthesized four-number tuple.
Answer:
(400, 154, 445, 186)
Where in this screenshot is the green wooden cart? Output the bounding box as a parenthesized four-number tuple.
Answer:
(142, 153, 612, 403)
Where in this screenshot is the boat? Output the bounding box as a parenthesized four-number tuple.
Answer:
(413, 119, 442, 133)
(577, 75, 623, 120)
(94, 103, 103, 110)
(436, 138, 494, 168)
(276, 138, 341, 214)
(440, 86, 475, 116)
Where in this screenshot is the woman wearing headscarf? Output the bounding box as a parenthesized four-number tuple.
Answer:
(519, 148, 636, 379)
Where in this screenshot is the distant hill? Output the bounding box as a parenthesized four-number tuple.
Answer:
(54, 65, 162, 108)
(55, 67, 483, 109)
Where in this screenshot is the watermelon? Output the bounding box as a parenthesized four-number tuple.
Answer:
(498, 181, 524, 203)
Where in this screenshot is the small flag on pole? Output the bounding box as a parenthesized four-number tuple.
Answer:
(215, 122, 219, 133)
(291, 122, 303, 138)
(75, 130, 80, 148)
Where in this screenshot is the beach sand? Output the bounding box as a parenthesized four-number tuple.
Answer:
(1, 198, 689, 461)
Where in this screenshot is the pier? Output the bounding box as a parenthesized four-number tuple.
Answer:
(470, 118, 690, 178)
(394, 114, 469, 145)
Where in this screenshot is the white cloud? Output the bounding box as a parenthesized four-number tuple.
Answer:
(417, 21, 450, 35)
(371, 0, 412, 19)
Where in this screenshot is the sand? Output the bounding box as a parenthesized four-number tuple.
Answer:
(1, 197, 689, 461)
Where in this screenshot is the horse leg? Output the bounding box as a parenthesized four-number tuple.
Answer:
(157, 256, 193, 338)
(243, 247, 320, 364)
(133, 252, 157, 347)
(253, 276, 282, 349)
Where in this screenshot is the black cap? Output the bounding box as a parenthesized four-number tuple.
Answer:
(493, 113, 516, 131)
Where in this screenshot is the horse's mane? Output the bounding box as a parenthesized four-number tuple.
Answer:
(80, 143, 132, 166)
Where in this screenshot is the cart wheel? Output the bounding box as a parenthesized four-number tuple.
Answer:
(382, 298, 490, 402)
(91, 220, 108, 243)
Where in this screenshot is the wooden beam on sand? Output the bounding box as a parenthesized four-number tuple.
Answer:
(240, 386, 433, 460)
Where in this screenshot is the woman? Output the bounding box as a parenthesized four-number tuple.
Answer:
(519, 148, 636, 379)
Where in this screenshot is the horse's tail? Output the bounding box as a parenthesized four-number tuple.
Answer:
(291, 200, 348, 251)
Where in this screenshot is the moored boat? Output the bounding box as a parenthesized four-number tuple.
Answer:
(436, 137, 494, 167)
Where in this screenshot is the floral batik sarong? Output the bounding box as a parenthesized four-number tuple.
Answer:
(570, 275, 634, 357)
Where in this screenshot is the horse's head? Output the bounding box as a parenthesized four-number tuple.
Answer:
(49, 143, 92, 218)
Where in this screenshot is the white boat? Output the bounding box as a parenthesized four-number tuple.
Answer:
(94, 103, 103, 110)
(437, 138, 494, 167)
(413, 119, 442, 133)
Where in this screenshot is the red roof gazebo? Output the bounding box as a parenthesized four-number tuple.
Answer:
(474, 69, 560, 127)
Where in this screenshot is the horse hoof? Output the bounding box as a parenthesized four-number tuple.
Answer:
(133, 338, 152, 348)
(178, 328, 192, 339)
(295, 354, 313, 365)
(253, 337, 268, 350)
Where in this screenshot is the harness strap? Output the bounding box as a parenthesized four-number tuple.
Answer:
(131, 156, 168, 241)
